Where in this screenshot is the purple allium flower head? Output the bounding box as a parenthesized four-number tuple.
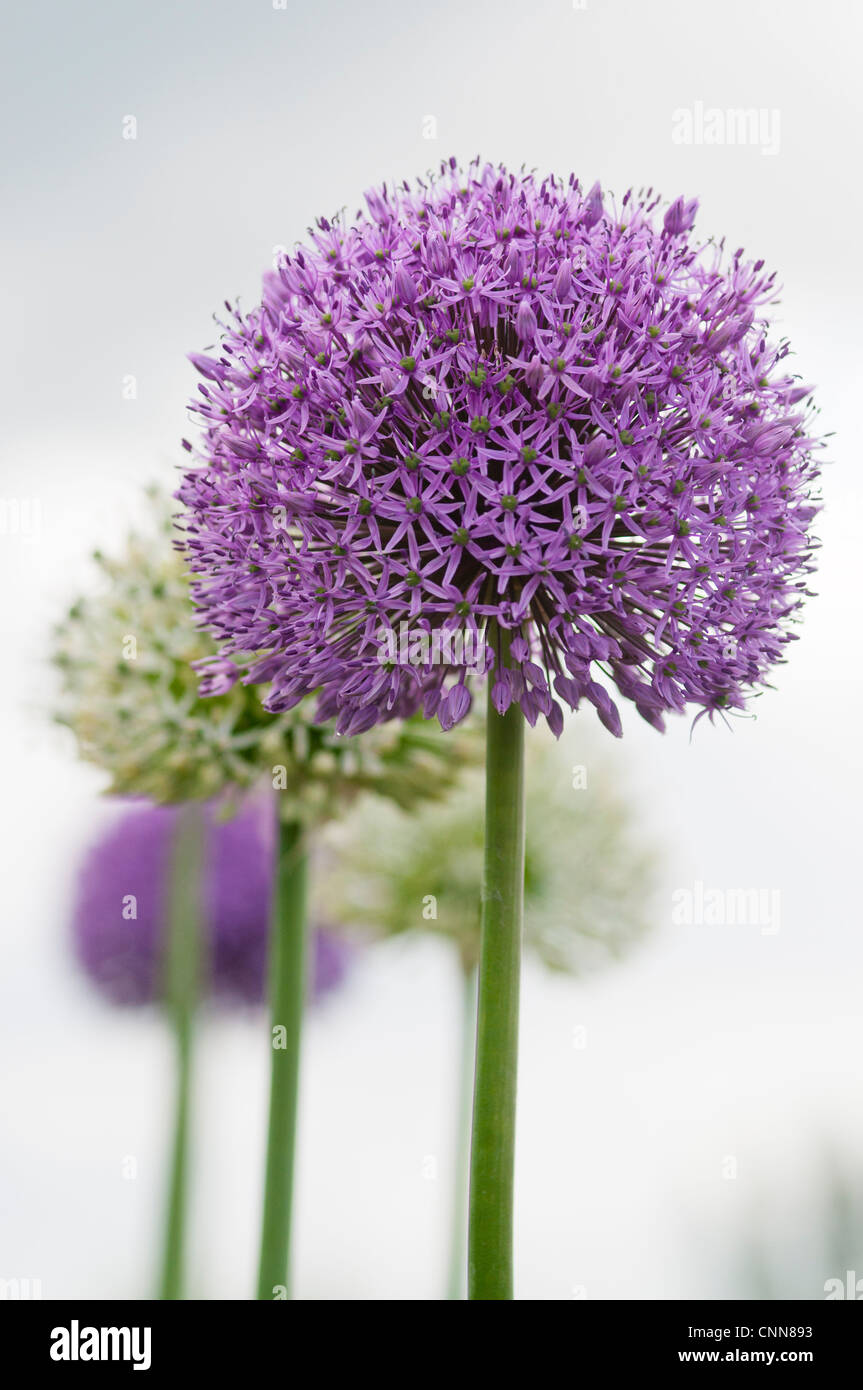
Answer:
(72, 799, 351, 1007)
(178, 159, 822, 737)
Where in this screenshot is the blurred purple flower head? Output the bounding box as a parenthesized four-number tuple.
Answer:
(178, 158, 822, 739)
(72, 799, 351, 1007)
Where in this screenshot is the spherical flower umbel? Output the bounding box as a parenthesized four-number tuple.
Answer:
(178, 159, 822, 737)
(321, 731, 654, 974)
(53, 489, 472, 816)
(71, 798, 352, 1007)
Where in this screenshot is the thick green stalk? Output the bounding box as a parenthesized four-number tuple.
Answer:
(446, 959, 477, 1301)
(158, 803, 205, 1301)
(256, 816, 309, 1300)
(468, 637, 525, 1300)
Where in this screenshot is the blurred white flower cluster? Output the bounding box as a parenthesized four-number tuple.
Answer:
(53, 487, 475, 824)
(322, 730, 655, 973)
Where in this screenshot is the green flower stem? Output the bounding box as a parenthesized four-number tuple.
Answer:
(468, 634, 525, 1301)
(158, 803, 205, 1301)
(256, 816, 309, 1300)
(446, 959, 477, 1301)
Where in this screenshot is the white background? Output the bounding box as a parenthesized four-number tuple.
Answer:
(1, 0, 862, 1299)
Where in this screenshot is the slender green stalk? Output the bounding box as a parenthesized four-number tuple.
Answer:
(158, 803, 205, 1301)
(256, 816, 309, 1300)
(446, 959, 477, 1301)
(468, 633, 525, 1300)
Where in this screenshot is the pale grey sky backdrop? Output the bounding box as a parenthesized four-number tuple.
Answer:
(1, 0, 862, 1299)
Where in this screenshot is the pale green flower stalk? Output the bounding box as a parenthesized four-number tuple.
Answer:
(52, 486, 473, 1300)
(320, 729, 655, 1297)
